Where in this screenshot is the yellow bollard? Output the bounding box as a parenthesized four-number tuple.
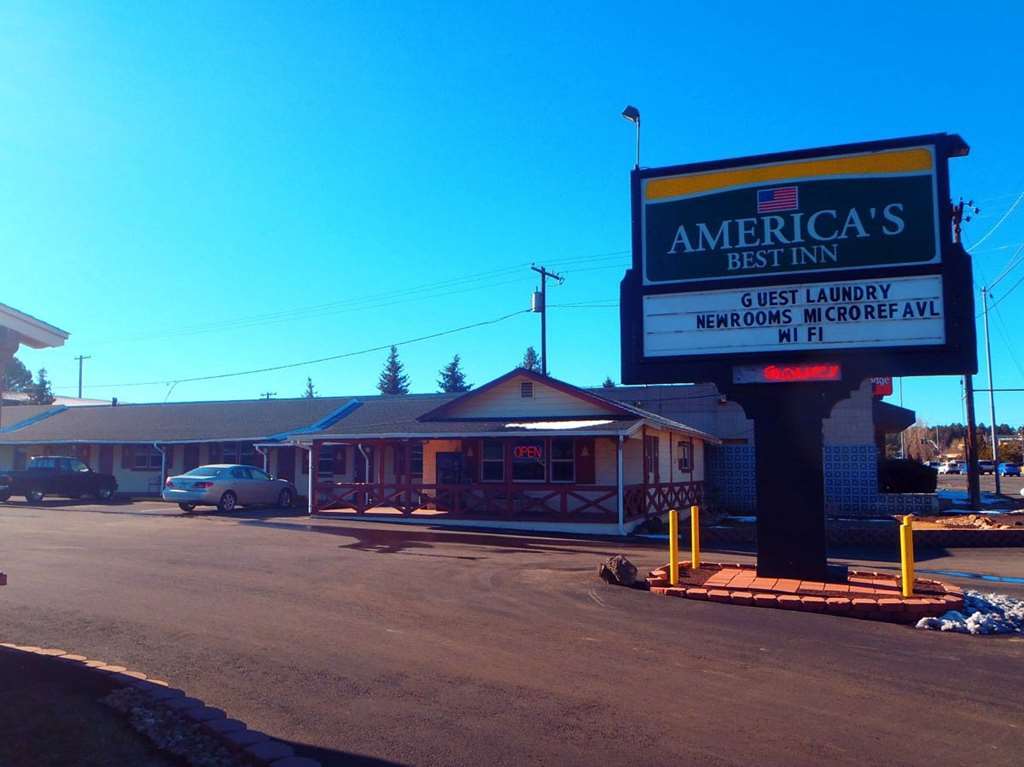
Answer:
(668, 509, 680, 586)
(690, 504, 701, 569)
(899, 514, 915, 597)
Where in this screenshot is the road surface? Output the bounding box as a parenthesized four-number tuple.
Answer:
(2, 500, 1022, 766)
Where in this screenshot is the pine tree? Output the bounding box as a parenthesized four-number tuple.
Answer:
(303, 377, 317, 398)
(601, 376, 616, 388)
(27, 368, 56, 405)
(520, 346, 541, 373)
(2, 356, 33, 391)
(437, 354, 472, 393)
(377, 346, 410, 395)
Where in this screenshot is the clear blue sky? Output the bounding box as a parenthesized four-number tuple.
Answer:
(4, 1, 1023, 426)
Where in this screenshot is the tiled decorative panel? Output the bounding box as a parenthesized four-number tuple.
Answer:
(706, 444, 757, 514)
(706, 443, 937, 518)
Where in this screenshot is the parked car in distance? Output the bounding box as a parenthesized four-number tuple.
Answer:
(925, 461, 942, 470)
(162, 464, 297, 512)
(0, 456, 118, 503)
(937, 461, 962, 475)
(978, 460, 997, 474)
(998, 462, 1021, 477)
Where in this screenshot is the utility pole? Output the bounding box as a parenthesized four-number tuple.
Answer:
(980, 286, 1001, 495)
(530, 264, 564, 377)
(261, 391, 276, 400)
(952, 196, 982, 508)
(899, 378, 906, 458)
(74, 355, 92, 399)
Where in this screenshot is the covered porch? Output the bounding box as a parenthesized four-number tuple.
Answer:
(296, 430, 705, 533)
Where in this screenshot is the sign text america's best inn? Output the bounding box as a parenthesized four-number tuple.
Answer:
(642, 145, 939, 284)
(620, 134, 978, 384)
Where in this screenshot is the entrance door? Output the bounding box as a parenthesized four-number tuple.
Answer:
(99, 445, 114, 475)
(436, 452, 465, 485)
(183, 444, 200, 472)
(276, 446, 295, 482)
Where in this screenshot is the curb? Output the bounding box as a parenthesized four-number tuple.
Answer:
(0, 643, 319, 767)
(645, 561, 964, 624)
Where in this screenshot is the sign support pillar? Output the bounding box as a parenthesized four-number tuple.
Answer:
(721, 378, 859, 581)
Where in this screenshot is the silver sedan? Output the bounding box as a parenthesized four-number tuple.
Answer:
(162, 464, 297, 512)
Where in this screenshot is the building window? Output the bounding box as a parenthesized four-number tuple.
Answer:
(550, 438, 574, 483)
(677, 441, 692, 472)
(520, 381, 534, 398)
(511, 439, 545, 482)
(481, 441, 504, 482)
(216, 442, 259, 467)
(134, 446, 162, 471)
(319, 446, 346, 477)
(410, 443, 424, 478)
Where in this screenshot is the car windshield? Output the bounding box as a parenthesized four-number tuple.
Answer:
(183, 467, 221, 478)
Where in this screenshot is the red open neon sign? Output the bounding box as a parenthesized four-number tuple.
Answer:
(513, 445, 543, 460)
(762, 363, 842, 382)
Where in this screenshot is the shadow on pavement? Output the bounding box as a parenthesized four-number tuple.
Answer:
(285, 740, 408, 766)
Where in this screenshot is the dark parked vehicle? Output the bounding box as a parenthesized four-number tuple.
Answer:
(0, 456, 118, 503)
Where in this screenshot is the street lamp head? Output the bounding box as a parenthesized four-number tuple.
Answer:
(621, 105, 640, 123)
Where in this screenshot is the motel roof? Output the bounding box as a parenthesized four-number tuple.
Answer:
(0, 370, 720, 446)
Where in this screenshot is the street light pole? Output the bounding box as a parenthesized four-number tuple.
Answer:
(981, 286, 1001, 495)
(621, 105, 640, 169)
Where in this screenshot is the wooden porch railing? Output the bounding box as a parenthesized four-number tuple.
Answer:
(314, 481, 620, 522)
(313, 480, 704, 522)
(623, 481, 704, 520)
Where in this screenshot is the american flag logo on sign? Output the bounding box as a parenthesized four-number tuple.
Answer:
(756, 185, 799, 214)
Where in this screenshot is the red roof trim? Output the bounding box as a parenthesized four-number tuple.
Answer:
(417, 368, 634, 421)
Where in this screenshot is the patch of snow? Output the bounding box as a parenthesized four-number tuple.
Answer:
(916, 591, 1024, 635)
(504, 419, 613, 430)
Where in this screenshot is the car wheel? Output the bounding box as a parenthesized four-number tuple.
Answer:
(26, 489, 44, 503)
(277, 488, 294, 509)
(217, 491, 237, 513)
(95, 486, 114, 501)
(178, 503, 196, 512)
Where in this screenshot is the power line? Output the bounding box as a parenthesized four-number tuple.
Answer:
(989, 242, 1024, 289)
(968, 189, 1024, 252)
(58, 308, 531, 391)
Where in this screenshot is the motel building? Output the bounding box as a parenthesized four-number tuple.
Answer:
(0, 368, 923, 531)
(0, 370, 714, 535)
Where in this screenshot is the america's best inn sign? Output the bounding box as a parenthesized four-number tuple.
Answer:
(620, 134, 978, 384)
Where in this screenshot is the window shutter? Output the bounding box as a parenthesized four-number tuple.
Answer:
(574, 438, 596, 484)
(121, 445, 134, 469)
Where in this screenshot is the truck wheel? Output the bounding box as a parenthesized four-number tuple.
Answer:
(26, 489, 44, 504)
(217, 491, 237, 513)
(95, 486, 114, 501)
(277, 488, 294, 509)
(178, 503, 196, 512)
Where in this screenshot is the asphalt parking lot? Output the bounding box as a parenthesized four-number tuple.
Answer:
(937, 473, 1024, 499)
(2, 499, 1023, 767)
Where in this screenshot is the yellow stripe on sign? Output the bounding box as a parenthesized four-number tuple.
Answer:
(645, 147, 934, 201)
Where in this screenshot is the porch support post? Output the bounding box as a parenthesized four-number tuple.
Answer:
(154, 443, 167, 491)
(310, 440, 320, 515)
(616, 435, 625, 535)
(504, 438, 513, 517)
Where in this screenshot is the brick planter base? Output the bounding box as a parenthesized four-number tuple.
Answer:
(647, 561, 963, 624)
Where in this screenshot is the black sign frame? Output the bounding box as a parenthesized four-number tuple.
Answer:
(620, 133, 979, 386)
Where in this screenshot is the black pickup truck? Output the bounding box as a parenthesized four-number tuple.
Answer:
(0, 456, 118, 503)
